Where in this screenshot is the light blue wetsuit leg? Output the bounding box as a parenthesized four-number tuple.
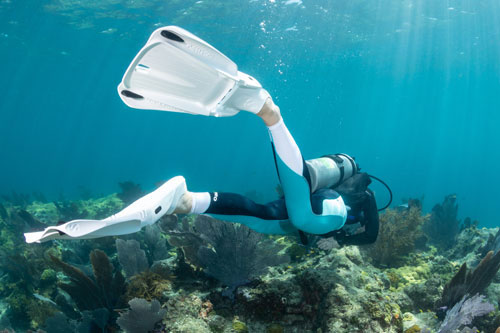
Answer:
(274, 155, 346, 234)
(268, 118, 347, 235)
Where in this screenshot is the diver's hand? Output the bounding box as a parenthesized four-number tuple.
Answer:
(257, 98, 282, 126)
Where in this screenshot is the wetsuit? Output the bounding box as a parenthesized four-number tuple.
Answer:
(190, 118, 353, 237)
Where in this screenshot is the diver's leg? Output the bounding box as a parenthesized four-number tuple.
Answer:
(175, 190, 293, 235)
(176, 191, 287, 220)
(256, 98, 347, 235)
(257, 98, 306, 180)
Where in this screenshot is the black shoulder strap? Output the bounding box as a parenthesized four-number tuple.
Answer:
(298, 230, 309, 245)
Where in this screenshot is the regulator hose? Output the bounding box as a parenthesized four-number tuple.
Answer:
(367, 174, 393, 211)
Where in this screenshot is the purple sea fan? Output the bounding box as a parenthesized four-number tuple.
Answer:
(195, 215, 289, 292)
(439, 294, 494, 333)
(117, 298, 166, 333)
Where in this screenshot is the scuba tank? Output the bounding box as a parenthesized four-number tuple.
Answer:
(305, 154, 358, 193)
(301, 153, 392, 247)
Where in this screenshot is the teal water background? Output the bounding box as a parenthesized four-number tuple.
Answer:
(0, 1, 499, 226)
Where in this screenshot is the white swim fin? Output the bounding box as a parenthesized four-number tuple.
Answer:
(24, 218, 142, 243)
(117, 26, 270, 117)
(25, 176, 187, 243)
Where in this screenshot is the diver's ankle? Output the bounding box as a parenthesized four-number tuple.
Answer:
(257, 98, 281, 127)
(173, 191, 193, 214)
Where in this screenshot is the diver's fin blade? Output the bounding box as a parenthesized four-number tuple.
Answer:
(24, 230, 54, 243)
(24, 219, 142, 243)
(24, 226, 69, 243)
(118, 26, 269, 117)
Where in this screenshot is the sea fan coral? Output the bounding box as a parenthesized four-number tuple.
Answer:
(424, 194, 460, 249)
(117, 298, 166, 333)
(439, 250, 500, 309)
(116, 239, 149, 278)
(117, 181, 144, 205)
(194, 215, 289, 291)
(438, 294, 494, 332)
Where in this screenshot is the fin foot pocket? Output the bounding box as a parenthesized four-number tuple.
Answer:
(121, 90, 144, 100)
(161, 30, 184, 42)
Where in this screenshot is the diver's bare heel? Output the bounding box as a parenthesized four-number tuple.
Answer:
(257, 98, 282, 127)
(173, 192, 194, 214)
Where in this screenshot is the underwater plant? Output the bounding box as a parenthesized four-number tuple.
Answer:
(117, 298, 166, 333)
(125, 270, 173, 301)
(54, 200, 88, 221)
(117, 181, 144, 205)
(194, 215, 290, 292)
(0, 202, 7, 220)
(54, 194, 124, 222)
(0, 208, 66, 329)
(143, 224, 170, 262)
(43, 309, 110, 333)
(438, 294, 494, 332)
(423, 194, 460, 249)
(438, 250, 500, 309)
(162, 215, 206, 267)
(116, 239, 149, 278)
(49, 249, 127, 316)
(14, 209, 47, 230)
(369, 202, 428, 267)
(0, 191, 31, 208)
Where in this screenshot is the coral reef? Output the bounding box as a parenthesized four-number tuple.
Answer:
(481, 228, 500, 256)
(369, 201, 429, 267)
(2, 192, 500, 332)
(54, 194, 123, 221)
(125, 271, 172, 301)
(447, 226, 495, 265)
(232, 246, 405, 332)
(25, 202, 58, 224)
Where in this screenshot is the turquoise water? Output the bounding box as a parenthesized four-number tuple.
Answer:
(1, 0, 499, 226)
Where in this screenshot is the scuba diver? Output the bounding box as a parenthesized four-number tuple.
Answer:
(25, 26, 388, 246)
